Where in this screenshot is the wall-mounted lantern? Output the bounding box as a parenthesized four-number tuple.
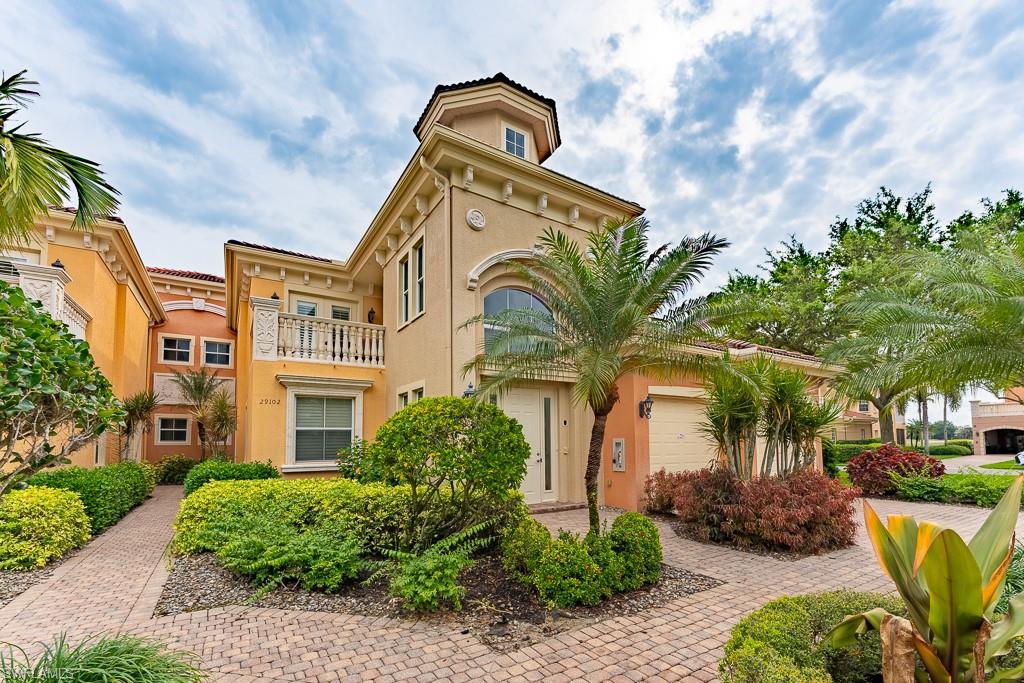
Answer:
(270, 291, 279, 300)
(367, 308, 376, 324)
(638, 394, 654, 419)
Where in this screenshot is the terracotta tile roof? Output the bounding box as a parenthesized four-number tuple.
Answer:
(225, 239, 333, 263)
(47, 205, 124, 224)
(688, 339, 827, 365)
(147, 267, 225, 283)
(414, 72, 561, 142)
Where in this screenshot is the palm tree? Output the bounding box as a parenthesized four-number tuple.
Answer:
(1, 70, 119, 247)
(170, 369, 224, 459)
(199, 389, 237, 457)
(462, 217, 731, 533)
(120, 390, 158, 461)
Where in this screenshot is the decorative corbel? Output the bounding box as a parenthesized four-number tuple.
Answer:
(279, 268, 286, 280)
(569, 205, 580, 225)
(415, 195, 429, 216)
(502, 180, 513, 203)
(536, 193, 548, 216)
(375, 249, 387, 266)
(83, 233, 92, 248)
(303, 272, 309, 285)
(399, 217, 412, 235)
(45, 225, 55, 241)
(326, 276, 333, 289)
(386, 233, 399, 250)
(463, 166, 474, 189)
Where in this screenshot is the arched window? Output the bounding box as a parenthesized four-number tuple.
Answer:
(483, 287, 552, 346)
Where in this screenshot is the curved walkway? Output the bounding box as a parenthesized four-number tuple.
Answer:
(2, 486, 1020, 682)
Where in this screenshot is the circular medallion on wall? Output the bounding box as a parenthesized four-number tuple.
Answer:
(466, 208, 486, 231)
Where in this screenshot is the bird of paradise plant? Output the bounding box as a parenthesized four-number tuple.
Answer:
(829, 475, 1024, 682)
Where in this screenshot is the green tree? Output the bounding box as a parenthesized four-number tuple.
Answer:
(119, 390, 158, 461)
(463, 217, 731, 533)
(170, 369, 224, 459)
(0, 70, 119, 247)
(0, 281, 124, 495)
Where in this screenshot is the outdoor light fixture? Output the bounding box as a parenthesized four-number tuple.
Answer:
(463, 383, 476, 398)
(50, 259, 64, 269)
(367, 308, 376, 324)
(639, 394, 654, 419)
(270, 292, 279, 300)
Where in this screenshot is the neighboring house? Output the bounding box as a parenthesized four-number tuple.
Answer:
(0, 208, 165, 466)
(146, 268, 237, 461)
(828, 400, 906, 444)
(970, 394, 1024, 455)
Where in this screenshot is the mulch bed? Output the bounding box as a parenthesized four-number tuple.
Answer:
(155, 549, 723, 652)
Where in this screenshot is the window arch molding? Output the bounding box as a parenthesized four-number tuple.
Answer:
(466, 247, 543, 290)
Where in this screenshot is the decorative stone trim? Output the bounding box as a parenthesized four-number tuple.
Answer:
(249, 296, 282, 360)
(467, 247, 541, 290)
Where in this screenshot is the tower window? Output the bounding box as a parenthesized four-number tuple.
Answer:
(505, 127, 526, 159)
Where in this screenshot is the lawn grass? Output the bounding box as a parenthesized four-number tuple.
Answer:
(981, 459, 1024, 470)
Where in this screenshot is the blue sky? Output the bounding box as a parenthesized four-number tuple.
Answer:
(3, 0, 1022, 419)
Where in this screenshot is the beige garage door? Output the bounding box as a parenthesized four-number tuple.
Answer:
(649, 397, 718, 472)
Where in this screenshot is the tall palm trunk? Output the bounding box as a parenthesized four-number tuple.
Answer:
(875, 398, 895, 444)
(921, 394, 930, 455)
(585, 388, 619, 533)
(943, 396, 948, 445)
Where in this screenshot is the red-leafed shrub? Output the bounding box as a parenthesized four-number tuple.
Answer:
(671, 467, 859, 555)
(643, 468, 689, 514)
(846, 444, 944, 496)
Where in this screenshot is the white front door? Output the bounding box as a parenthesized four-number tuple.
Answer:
(500, 387, 557, 504)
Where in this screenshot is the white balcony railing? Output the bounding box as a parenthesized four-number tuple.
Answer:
(61, 294, 91, 339)
(972, 401, 1024, 418)
(276, 312, 385, 366)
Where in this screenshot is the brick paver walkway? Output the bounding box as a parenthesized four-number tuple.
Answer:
(2, 486, 1021, 682)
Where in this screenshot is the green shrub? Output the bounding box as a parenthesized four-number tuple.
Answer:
(924, 444, 971, 457)
(336, 439, 385, 483)
(367, 396, 530, 550)
(583, 531, 626, 597)
(721, 590, 906, 683)
(821, 439, 841, 478)
(833, 443, 871, 462)
(214, 511, 363, 594)
(387, 547, 472, 611)
(835, 439, 880, 446)
(29, 461, 151, 533)
(608, 512, 662, 590)
(500, 514, 552, 580)
(0, 633, 203, 682)
(943, 472, 1017, 507)
(139, 461, 159, 493)
(0, 487, 91, 569)
(156, 454, 198, 485)
(183, 459, 278, 496)
(998, 542, 1024, 614)
(891, 472, 950, 502)
(946, 438, 974, 453)
(174, 479, 413, 555)
(720, 639, 831, 683)
(533, 531, 604, 607)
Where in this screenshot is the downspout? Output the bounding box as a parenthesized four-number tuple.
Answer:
(418, 156, 453, 395)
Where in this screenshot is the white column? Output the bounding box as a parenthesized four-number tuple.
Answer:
(249, 296, 282, 361)
(17, 263, 72, 319)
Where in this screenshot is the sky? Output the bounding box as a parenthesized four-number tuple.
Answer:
(4, 0, 1022, 422)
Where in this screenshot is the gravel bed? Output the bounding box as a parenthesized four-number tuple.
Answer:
(156, 550, 723, 652)
(0, 549, 78, 609)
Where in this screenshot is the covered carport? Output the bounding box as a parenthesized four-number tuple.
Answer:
(983, 428, 1024, 455)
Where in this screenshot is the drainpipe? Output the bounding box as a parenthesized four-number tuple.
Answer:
(417, 156, 453, 395)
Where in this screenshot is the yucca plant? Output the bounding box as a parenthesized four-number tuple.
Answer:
(700, 356, 764, 480)
(120, 389, 159, 461)
(829, 475, 1024, 682)
(170, 369, 225, 459)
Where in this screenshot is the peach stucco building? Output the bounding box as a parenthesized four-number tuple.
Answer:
(3, 74, 851, 510)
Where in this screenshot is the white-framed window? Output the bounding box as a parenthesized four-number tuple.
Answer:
(483, 287, 553, 348)
(156, 416, 190, 444)
(399, 392, 409, 409)
(296, 300, 317, 317)
(858, 400, 870, 412)
(202, 339, 232, 367)
(159, 335, 193, 365)
(831, 428, 838, 441)
(413, 387, 424, 402)
(295, 396, 353, 463)
(400, 255, 410, 323)
(414, 240, 425, 314)
(280, 375, 369, 472)
(331, 305, 350, 321)
(505, 126, 526, 159)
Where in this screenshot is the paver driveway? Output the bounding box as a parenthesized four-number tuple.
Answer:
(2, 485, 1022, 682)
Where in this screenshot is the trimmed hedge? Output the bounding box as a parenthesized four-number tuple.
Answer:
(182, 460, 279, 496)
(893, 472, 1023, 508)
(720, 590, 906, 683)
(0, 487, 91, 569)
(174, 478, 414, 554)
(156, 454, 198, 485)
(28, 461, 153, 534)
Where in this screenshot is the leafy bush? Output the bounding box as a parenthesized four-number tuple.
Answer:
(0, 487, 91, 569)
(139, 461, 159, 492)
(533, 531, 604, 607)
(721, 591, 906, 683)
(833, 443, 873, 462)
(0, 633, 203, 683)
(943, 472, 1017, 507)
(174, 479, 413, 555)
(672, 467, 859, 554)
(821, 439, 841, 478)
(336, 439, 385, 483)
(182, 459, 278, 496)
(998, 542, 1024, 614)
(835, 438, 880, 446)
(29, 461, 151, 533)
(364, 397, 530, 550)
(845, 444, 944, 495)
(946, 438, 974, 453)
(608, 512, 662, 590)
(643, 468, 687, 513)
(156, 454, 198, 485)
(0, 281, 125, 495)
(500, 514, 552, 580)
(214, 511, 363, 594)
(890, 472, 949, 502)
